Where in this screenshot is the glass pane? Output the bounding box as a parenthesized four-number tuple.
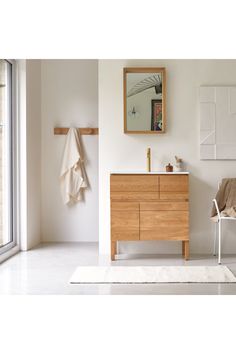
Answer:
(0, 60, 12, 248)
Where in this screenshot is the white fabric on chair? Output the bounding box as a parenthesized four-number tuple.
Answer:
(60, 127, 88, 204)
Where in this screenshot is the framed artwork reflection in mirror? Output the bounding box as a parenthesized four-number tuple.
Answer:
(124, 67, 166, 134)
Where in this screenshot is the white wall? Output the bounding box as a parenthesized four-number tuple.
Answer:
(99, 59, 236, 255)
(26, 60, 42, 249)
(41, 60, 98, 242)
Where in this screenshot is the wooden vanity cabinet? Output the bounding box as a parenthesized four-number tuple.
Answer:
(110, 173, 189, 260)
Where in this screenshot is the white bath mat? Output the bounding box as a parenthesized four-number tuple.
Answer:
(70, 265, 236, 283)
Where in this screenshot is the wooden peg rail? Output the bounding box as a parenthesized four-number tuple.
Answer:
(54, 127, 99, 135)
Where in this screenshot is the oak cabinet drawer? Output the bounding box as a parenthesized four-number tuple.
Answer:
(140, 211, 189, 241)
(111, 210, 139, 241)
(110, 174, 159, 192)
(160, 175, 188, 192)
(140, 201, 188, 211)
(111, 191, 159, 202)
(160, 192, 189, 201)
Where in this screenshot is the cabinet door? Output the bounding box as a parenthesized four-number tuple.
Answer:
(140, 210, 189, 241)
(111, 203, 140, 241)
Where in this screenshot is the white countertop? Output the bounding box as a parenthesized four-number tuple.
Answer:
(110, 171, 189, 175)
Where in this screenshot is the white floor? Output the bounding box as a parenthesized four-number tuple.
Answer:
(1, 242, 236, 294)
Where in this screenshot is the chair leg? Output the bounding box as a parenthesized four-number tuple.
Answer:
(218, 220, 222, 265)
(213, 222, 217, 256)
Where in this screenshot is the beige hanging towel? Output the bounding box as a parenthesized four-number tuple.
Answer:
(60, 127, 88, 204)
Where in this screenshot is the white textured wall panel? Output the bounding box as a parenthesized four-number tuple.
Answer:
(199, 87, 215, 103)
(200, 86, 236, 160)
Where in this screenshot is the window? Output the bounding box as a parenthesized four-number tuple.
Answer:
(0, 59, 15, 254)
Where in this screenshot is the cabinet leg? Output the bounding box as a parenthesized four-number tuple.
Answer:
(182, 241, 185, 256)
(111, 241, 117, 261)
(184, 241, 189, 261)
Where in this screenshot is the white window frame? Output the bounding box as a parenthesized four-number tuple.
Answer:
(0, 59, 19, 259)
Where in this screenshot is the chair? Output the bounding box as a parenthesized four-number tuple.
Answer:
(212, 197, 236, 264)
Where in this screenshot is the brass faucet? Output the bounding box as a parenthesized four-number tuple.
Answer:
(147, 148, 151, 172)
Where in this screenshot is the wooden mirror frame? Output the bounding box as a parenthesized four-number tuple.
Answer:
(123, 67, 166, 134)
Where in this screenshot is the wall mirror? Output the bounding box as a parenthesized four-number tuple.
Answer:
(124, 67, 166, 134)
